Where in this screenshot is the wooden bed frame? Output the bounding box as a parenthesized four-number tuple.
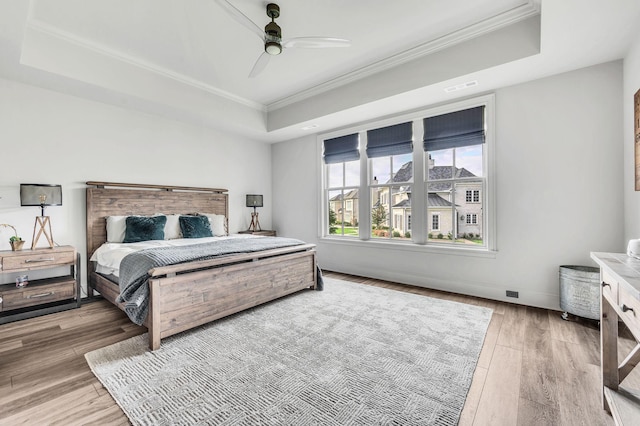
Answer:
(85, 181, 317, 350)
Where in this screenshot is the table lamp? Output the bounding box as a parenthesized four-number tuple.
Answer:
(20, 184, 62, 249)
(246, 194, 263, 232)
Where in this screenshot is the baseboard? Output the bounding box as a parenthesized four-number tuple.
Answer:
(321, 262, 561, 311)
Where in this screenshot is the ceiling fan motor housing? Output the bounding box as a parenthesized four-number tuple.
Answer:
(264, 3, 282, 55)
(265, 21, 281, 40)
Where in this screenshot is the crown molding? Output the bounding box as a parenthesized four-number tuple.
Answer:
(267, 1, 540, 112)
(24, 18, 266, 112)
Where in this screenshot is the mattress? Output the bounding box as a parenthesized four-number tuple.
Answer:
(90, 234, 260, 277)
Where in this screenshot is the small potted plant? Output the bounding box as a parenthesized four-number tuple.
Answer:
(0, 224, 24, 251)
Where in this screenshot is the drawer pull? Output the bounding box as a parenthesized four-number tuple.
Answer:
(24, 258, 55, 263)
(621, 304, 635, 314)
(28, 292, 54, 298)
(602, 282, 611, 289)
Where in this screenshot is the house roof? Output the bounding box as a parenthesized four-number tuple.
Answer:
(427, 193, 454, 207)
(392, 193, 453, 208)
(329, 189, 359, 202)
(393, 199, 411, 208)
(345, 189, 359, 200)
(387, 161, 476, 188)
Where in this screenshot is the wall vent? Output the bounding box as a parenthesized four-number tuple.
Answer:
(506, 290, 519, 298)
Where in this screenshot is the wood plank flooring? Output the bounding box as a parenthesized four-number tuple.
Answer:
(1, 271, 637, 425)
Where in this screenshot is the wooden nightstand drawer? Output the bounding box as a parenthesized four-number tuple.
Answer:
(1, 280, 76, 312)
(619, 284, 640, 335)
(1, 248, 75, 271)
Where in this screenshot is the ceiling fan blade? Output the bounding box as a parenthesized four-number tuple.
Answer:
(214, 0, 264, 40)
(282, 37, 351, 49)
(249, 52, 271, 78)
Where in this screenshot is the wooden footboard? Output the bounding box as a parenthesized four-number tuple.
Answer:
(90, 246, 316, 350)
(148, 248, 316, 350)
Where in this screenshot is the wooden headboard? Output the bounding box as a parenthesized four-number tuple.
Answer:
(85, 181, 229, 260)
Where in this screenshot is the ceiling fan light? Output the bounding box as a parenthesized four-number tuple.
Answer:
(265, 41, 282, 55)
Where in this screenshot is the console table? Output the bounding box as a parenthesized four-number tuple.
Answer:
(591, 252, 640, 425)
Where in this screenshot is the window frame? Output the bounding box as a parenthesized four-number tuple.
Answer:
(466, 189, 480, 203)
(318, 94, 496, 255)
(370, 154, 413, 241)
(325, 160, 360, 237)
(431, 213, 440, 231)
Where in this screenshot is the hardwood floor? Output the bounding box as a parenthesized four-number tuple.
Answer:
(1, 271, 637, 425)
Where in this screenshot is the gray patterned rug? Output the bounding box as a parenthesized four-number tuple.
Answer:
(85, 278, 492, 425)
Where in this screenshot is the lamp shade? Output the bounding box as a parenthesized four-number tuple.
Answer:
(246, 194, 263, 208)
(20, 184, 62, 206)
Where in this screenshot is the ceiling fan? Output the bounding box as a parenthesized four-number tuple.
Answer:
(215, 0, 351, 77)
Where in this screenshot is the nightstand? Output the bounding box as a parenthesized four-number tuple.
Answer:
(0, 245, 80, 324)
(238, 230, 276, 237)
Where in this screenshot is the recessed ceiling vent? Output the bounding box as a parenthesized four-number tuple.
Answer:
(444, 80, 479, 93)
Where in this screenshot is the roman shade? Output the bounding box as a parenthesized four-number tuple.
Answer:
(423, 106, 485, 152)
(366, 122, 413, 158)
(323, 133, 360, 164)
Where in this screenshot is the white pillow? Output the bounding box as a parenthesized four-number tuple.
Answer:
(163, 214, 182, 239)
(198, 213, 227, 236)
(106, 215, 128, 243)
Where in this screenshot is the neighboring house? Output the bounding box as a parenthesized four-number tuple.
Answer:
(329, 189, 359, 225)
(377, 159, 483, 239)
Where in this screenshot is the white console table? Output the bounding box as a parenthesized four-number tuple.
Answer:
(591, 252, 640, 425)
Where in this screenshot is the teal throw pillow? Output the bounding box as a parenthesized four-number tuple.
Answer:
(179, 215, 213, 238)
(123, 215, 167, 243)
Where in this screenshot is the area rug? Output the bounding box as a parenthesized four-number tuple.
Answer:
(85, 278, 492, 425)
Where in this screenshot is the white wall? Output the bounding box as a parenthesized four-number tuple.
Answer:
(272, 134, 318, 244)
(0, 78, 271, 294)
(272, 61, 624, 310)
(624, 31, 640, 241)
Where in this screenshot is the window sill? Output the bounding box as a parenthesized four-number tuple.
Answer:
(318, 236, 497, 259)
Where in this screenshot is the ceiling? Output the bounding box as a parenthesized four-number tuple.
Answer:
(1, 0, 639, 142)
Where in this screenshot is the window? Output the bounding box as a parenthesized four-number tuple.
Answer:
(424, 106, 485, 246)
(466, 189, 480, 203)
(320, 95, 493, 251)
(324, 134, 360, 237)
(368, 122, 413, 240)
(432, 214, 440, 231)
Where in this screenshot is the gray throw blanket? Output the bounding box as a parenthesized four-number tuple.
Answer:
(116, 237, 322, 325)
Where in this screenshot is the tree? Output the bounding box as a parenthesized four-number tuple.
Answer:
(329, 209, 337, 225)
(372, 205, 387, 230)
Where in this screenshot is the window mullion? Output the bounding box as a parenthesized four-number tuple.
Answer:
(359, 131, 370, 240)
(387, 156, 392, 239)
(452, 150, 457, 241)
(412, 119, 425, 244)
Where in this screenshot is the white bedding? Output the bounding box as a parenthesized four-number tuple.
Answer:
(90, 234, 260, 277)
